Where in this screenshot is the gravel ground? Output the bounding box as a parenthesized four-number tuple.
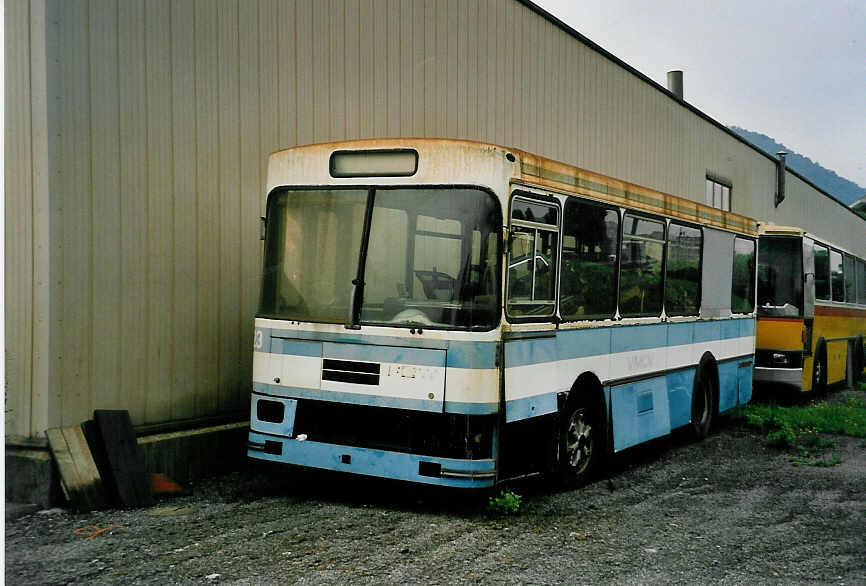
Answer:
(6, 395, 866, 586)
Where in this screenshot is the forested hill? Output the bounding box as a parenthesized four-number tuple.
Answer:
(729, 126, 865, 206)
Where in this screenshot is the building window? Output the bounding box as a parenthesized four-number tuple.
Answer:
(705, 177, 731, 211)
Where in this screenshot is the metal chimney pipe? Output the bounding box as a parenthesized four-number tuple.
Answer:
(775, 151, 787, 207)
(667, 70, 683, 100)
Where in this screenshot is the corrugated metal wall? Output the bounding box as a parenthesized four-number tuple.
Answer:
(6, 0, 55, 439)
(6, 0, 36, 439)
(5, 0, 864, 438)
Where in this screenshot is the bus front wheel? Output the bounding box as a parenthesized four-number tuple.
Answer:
(559, 395, 602, 488)
(690, 367, 714, 440)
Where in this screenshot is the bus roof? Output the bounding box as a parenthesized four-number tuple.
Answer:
(757, 223, 806, 237)
(268, 138, 759, 236)
(515, 148, 758, 236)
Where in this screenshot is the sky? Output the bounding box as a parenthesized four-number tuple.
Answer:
(534, 0, 866, 188)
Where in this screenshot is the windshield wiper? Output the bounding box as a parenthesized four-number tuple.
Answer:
(347, 189, 376, 330)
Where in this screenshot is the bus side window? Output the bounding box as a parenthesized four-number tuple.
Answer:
(665, 223, 702, 316)
(731, 237, 756, 314)
(843, 254, 856, 303)
(507, 196, 559, 318)
(619, 214, 665, 317)
(830, 249, 844, 302)
(559, 199, 618, 320)
(813, 243, 830, 300)
(857, 259, 866, 305)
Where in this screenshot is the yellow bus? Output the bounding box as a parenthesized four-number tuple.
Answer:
(755, 224, 866, 394)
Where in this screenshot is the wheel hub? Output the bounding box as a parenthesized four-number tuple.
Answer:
(566, 408, 593, 470)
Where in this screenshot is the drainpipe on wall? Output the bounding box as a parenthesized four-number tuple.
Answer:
(775, 151, 787, 207)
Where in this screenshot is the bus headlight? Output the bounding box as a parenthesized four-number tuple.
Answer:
(772, 353, 789, 366)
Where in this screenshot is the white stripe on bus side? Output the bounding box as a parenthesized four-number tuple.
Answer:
(505, 336, 755, 403)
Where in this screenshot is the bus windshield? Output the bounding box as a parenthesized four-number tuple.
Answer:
(757, 236, 803, 317)
(260, 187, 501, 330)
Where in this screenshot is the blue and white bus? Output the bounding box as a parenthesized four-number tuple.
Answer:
(247, 139, 758, 489)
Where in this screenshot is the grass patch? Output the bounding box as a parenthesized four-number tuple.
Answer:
(738, 396, 866, 439)
(789, 453, 842, 468)
(736, 395, 866, 465)
(487, 490, 522, 515)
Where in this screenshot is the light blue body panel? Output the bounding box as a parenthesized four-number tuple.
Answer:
(503, 319, 753, 369)
(444, 400, 500, 415)
(504, 393, 559, 423)
(272, 338, 322, 357)
(247, 431, 496, 488)
(609, 356, 753, 452)
(323, 342, 446, 367)
(250, 396, 298, 437)
(666, 368, 696, 430)
(738, 359, 753, 405)
(260, 327, 498, 369)
(611, 322, 668, 353)
(717, 360, 740, 413)
(611, 376, 671, 451)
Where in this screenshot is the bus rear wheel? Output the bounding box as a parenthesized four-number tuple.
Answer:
(812, 341, 827, 396)
(559, 396, 601, 488)
(690, 369, 714, 440)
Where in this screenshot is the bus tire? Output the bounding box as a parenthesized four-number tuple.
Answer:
(558, 392, 602, 488)
(690, 362, 715, 440)
(811, 339, 828, 396)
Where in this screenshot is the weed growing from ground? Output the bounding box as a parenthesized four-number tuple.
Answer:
(800, 428, 835, 449)
(487, 490, 522, 515)
(788, 453, 842, 467)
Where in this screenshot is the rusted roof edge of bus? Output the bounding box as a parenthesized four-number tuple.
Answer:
(757, 223, 805, 237)
(268, 137, 509, 158)
(517, 151, 759, 236)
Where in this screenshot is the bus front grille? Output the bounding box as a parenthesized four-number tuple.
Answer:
(321, 359, 381, 385)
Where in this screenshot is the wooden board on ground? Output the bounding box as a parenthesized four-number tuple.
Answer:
(90, 410, 154, 508)
(45, 425, 107, 511)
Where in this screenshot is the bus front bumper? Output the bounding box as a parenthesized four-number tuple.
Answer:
(247, 431, 497, 489)
(753, 366, 803, 388)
